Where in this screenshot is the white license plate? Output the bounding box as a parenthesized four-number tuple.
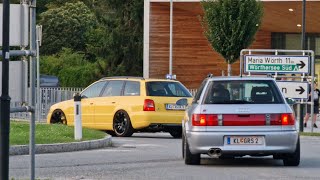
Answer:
(165, 104, 186, 110)
(225, 136, 264, 145)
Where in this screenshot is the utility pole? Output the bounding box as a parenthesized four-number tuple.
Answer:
(299, 0, 306, 132)
(169, 0, 173, 75)
(0, 0, 11, 179)
(302, 0, 306, 50)
(29, 0, 37, 179)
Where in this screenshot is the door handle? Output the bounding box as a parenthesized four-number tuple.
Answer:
(112, 102, 116, 104)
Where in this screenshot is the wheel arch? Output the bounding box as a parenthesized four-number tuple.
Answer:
(50, 108, 67, 124)
(112, 109, 134, 137)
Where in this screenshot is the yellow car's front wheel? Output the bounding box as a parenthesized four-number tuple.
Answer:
(50, 109, 67, 125)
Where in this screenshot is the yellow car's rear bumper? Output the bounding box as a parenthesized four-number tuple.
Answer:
(130, 111, 184, 129)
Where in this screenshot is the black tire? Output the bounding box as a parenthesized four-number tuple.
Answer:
(168, 127, 182, 138)
(106, 130, 116, 137)
(50, 110, 67, 125)
(183, 133, 200, 165)
(283, 137, 300, 166)
(182, 133, 185, 159)
(113, 110, 134, 137)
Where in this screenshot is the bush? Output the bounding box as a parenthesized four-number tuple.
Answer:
(40, 48, 97, 87)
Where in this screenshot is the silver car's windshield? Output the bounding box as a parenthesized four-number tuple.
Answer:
(203, 80, 284, 104)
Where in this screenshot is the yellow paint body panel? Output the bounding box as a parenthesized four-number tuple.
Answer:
(47, 78, 193, 131)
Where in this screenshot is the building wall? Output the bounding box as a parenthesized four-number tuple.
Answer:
(149, 2, 271, 89)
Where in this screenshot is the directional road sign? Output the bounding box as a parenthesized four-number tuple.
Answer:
(276, 81, 308, 99)
(244, 55, 309, 74)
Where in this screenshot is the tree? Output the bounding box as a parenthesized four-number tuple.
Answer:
(86, 0, 144, 77)
(201, 0, 263, 76)
(40, 48, 97, 87)
(39, 2, 96, 55)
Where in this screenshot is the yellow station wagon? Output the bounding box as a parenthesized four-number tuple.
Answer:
(47, 77, 193, 137)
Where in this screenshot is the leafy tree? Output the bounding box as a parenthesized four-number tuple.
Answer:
(40, 48, 97, 87)
(201, 0, 263, 76)
(39, 1, 96, 55)
(39, 0, 144, 86)
(86, 0, 144, 77)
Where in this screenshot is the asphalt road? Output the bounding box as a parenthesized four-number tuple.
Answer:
(9, 133, 320, 180)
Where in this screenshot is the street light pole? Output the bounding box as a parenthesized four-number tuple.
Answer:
(169, 0, 173, 75)
(29, 0, 37, 179)
(299, 0, 306, 132)
(302, 0, 306, 50)
(0, 0, 11, 179)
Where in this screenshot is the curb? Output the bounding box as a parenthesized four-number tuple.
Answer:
(10, 135, 112, 156)
(300, 135, 320, 140)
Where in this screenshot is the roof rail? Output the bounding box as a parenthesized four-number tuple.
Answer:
(207, 73, 214, 78)
(99, 76, 145, 80)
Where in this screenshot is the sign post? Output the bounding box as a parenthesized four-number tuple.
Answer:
(0, 0, 11, 179)
(240, 49, 315, 133)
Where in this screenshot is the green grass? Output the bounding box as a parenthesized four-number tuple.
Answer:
(300, 132, 320, 136)
(10, 121, 107, 145)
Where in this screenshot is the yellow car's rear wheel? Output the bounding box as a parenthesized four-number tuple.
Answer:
(168, 127, 182, 138)
(51, 110, 67, 125)
(113, 110, 134, 137)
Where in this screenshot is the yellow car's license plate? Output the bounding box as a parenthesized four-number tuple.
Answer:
(225, 136, 264, 145)
(165, 104, 186, 110)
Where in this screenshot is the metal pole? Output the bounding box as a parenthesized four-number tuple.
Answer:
(169, 0, 173, 75)
(299, 74, 305, 132)
(301, 0, 307, 132)
(302, 0, 306, 51)
(0, 1, 11, 179)
(29, 0, 37, 179)
(311, 52, 315, 133)
(36, 26, 41, 122)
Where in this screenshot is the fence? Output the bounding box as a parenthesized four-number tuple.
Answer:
(189, 89, 197, 96)
(10, 87, 84, 121)
(10, 87, 196, 122)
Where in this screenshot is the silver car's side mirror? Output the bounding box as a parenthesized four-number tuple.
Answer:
(176, 98, 188, 106)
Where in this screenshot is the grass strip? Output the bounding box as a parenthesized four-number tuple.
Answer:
(300, 132, 320, 136)
(10, 121, 106, 145)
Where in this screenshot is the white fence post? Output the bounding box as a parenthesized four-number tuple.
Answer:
(74, 93, 82, 140)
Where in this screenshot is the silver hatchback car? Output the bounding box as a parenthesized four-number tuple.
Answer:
(179, 76, 299, 166)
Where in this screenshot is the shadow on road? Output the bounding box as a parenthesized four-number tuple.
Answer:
(199, 156, 320, 168)
(131, 132, 175, 139)
(201, 157, 284, 167)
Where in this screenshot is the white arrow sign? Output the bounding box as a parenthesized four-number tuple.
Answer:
(276, 81, 308, 99)
(244, 55, 309, 74)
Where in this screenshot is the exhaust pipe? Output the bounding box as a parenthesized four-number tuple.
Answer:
(208, 148, 222, 157)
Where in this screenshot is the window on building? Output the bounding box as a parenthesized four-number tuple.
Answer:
(272, 33, 320, 83)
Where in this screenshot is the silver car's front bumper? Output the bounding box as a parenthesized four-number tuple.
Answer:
(186, 130, 299, 155)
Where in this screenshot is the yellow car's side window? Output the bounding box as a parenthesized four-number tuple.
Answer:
(102, 80, 124, 97)
(81, 81, 107, 98)
(124, 81, 140, 96)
